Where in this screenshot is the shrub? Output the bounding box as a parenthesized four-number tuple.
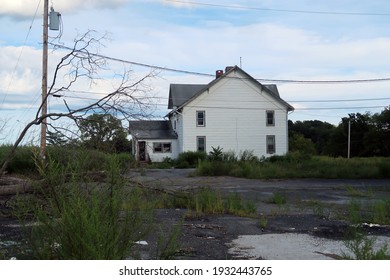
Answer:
(239, 150, 258, 162)
(196, 160, 234, 176)
(208, 146, 223, 161)
(343, 232, 390, 260)
(176, 151, 207, 168)
(0, 145, 36, 174)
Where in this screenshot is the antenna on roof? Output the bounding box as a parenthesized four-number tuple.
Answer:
(240, 57, 242, 68)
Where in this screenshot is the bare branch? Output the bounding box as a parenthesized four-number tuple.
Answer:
(0, 31, 159, 177)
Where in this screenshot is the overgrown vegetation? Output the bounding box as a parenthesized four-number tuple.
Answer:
(343, 232, 390, 260)
(340, 195, 390, 260)
(196, 151, 390, 179)
(0, 145, 135, 176)
(1, 145, 260, 259)
(12, 153, 149, 260)
(143, 187, 257, 218)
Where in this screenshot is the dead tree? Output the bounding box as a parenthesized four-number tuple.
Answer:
(0, 31, 159, 176)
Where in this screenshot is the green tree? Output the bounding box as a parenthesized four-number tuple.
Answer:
(326, 109, 390, 157)
(289, 133, 316, 155)
(289, 120, 335, 154)
(364, 107, 390, 156)
(78, 114, 131, 153)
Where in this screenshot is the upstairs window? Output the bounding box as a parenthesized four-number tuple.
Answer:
(266, 110, 275, 126)
(266, 135, 275, 154)
(196, 111, 206, 127)
(153, 142, 172, 153)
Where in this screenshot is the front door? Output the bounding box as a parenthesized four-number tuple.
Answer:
(138, 141, 146, 161)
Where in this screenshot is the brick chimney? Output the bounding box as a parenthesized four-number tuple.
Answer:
(216, 70, 223, 78)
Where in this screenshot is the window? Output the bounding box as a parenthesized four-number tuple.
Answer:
(196, 111, 206, 127)
(266, 135, 275, 154)
(266, 110, 275, 126)
(153, 142, 171, 153)
(197, 136, 206, 152)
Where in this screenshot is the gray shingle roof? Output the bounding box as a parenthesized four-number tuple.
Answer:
(168, 84, 207, 109)
(129, 120, 177, 139)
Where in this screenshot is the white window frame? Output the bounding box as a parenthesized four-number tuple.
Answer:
(266, 110, 275, 126)
(196, 111, 206, 127)
(153, 142, 172, 153)
(197, 136, 206, 152)
(266, 135, 276, 154)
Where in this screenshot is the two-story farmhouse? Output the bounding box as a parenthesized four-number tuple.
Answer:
(129, 66, 294, 162)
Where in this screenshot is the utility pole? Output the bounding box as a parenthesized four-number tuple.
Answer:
(40, 0, 49, 159)
(347, 119, 351, 159)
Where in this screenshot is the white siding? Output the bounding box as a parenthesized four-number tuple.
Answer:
(144, 139, 179, 162)
(170, 113, 183, 158)
(181, 71, 289, 158)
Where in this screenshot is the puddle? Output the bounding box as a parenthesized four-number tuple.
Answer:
(228, 233, 390, 260)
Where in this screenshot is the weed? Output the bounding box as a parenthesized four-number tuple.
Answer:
(156, 223, 182, 260)
(345, 185, 372, 198)
(267, 192, 287, 207)
(347, 199, 363, 224)
(311, 201, 328, 219)
(225, 193, 257, 217)
(176, 151, 207, 168)
(0, 249, 6, 260)
(260, 216, 268, 229)
(14, 154, 151, 260)
(208, 146, 224, 161)
(195, 154, 390, 179)
(181, 188, 256, 218)
(342, 197, 390, 260)
(371, 199, 390, 225)
(343, 231, 390, 260)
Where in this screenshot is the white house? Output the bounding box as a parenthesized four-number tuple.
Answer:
(129, 66, 294, 162)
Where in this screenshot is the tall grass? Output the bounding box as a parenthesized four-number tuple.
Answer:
(183, 188, 257, 218)
(342, 197, 390, 260)
(196, 152, 390, 179)
(14, 153, 149, 260)
(0, 145, 135, 176)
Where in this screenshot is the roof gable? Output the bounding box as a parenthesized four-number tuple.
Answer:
(169, 66, 294, 112)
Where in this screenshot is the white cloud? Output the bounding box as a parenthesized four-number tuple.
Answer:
(0, 0, 128, 19)
(162, 0, 195, 8)
(0, 46, 41, 94)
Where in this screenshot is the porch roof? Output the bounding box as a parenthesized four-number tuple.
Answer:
(129, 120, 177, 140)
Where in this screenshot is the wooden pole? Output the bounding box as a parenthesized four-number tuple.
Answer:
(40, 0, 48, 159)
(347, 119, 351, 159)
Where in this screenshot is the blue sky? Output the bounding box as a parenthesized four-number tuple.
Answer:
(1, 0, 390, 144)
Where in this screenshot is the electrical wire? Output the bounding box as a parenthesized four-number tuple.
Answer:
(54, 89, 390, 104)
(1, 0, 42, 108)
(165, 0, 390, 16)
(54, 94, 386, 112)
(49, 43, 390, 85)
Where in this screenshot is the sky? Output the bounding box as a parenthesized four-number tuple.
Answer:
(1, 0, 390, 144)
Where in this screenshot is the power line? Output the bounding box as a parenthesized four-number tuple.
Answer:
(57, 89, 390, 103)
(1, 0, 42, 108)
(165, 0, 390, 16)
(55, 94, 386, 112)
(288, 97, 390, 103)
(49, 43, 390, 84)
